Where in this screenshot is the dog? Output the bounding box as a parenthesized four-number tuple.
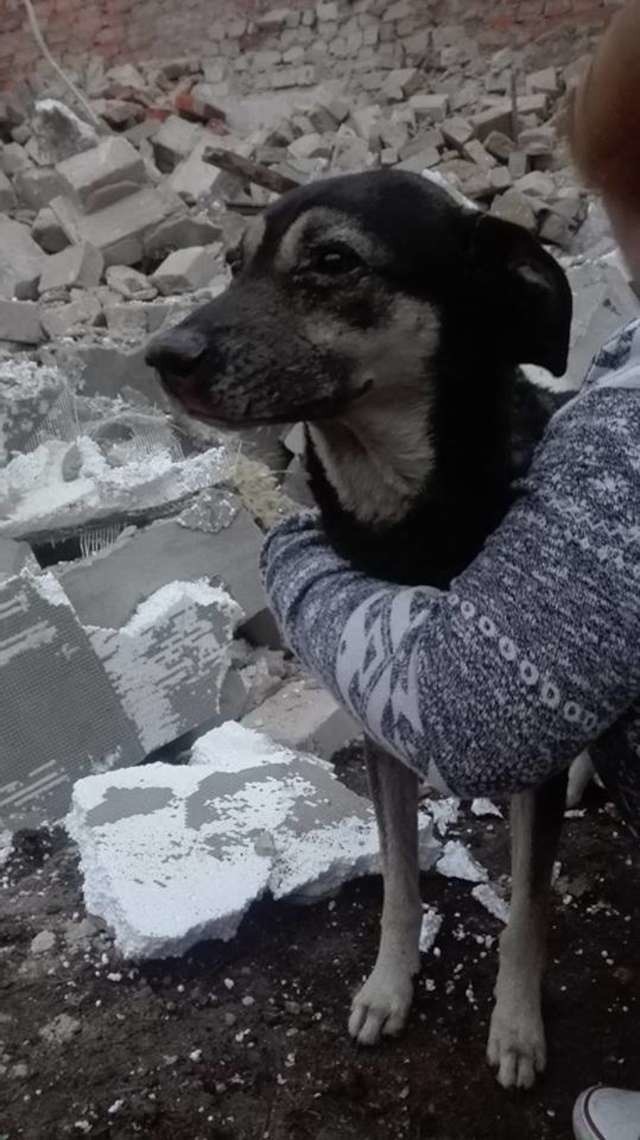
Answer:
(146, 170, 574, 1090)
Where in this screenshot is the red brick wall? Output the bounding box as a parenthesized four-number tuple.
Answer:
(0, 0, 617, 90)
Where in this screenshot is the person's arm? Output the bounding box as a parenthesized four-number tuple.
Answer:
(261, 383, 640, 799)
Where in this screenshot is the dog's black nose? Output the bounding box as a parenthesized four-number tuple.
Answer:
(145, 327, 208, 377)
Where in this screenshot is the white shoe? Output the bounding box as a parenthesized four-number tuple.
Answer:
(573, 1086, 640, 1140)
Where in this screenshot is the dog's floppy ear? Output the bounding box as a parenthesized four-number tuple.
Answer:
(465, 212, 572, 377)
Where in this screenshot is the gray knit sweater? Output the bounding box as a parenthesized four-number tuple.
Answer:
(261, 319, 640, 826)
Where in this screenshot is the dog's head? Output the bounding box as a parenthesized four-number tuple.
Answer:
(146, 170, 572, 430)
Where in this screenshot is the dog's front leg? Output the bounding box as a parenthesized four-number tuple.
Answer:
(487, 771, 567, 1089)
(349, 738, 422, 1046)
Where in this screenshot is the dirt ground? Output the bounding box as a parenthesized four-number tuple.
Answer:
(1, 744, 638, 1140)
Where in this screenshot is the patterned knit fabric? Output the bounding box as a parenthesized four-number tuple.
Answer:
(261, 319, 640, 828)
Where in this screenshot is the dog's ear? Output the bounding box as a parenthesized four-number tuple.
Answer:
(465, 212, 572, 377)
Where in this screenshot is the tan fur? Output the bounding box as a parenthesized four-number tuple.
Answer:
(306, 296, 440, 525)
(276, 206, 389, 274)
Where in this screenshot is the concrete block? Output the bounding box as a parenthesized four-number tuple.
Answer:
(87, 580, 242, 754)
(490, 188, 537, 233)
(56, 136, 147, 214)
(38, 241, 104, 295)
(0, 300, 43, 344)
(515, 170, 555, 199)
(169, 135, 242, 203)
(409, 93, 449, 123)
(471, 103, 512, 141)
(54, 490, 276, 643)
(0, 218, 47, 300)
(104, 301, 148, 342)
(288, 132, 334, 160)
(152, 115, 203, 172)
(441, 116, 474, 151)
(526, 67, 559, 95)
(66, 720, 439, 956)
(152, 245, 223, 295)
(0, 170, 15, 211)
(395, 147, 441, 173)
(0, 538, 35, 582)
(242, 676, 359, 760)
(49, 187, 184, 266)
(144, 213, 224, 258)
(32, 99, 99, 164)
(32, 207, 70, 255)
(0, 570, 143, 830)
(105, 264, 157, 301)
(566, 260, 640, 388)
(484, 130, 515, 161)
(12, 167, 67, 211)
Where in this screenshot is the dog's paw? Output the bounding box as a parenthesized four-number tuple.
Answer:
(348, 963, 414, 1046)
(486, 1003, 546, 1090)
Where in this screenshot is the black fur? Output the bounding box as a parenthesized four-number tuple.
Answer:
(146, 170, 573, 588)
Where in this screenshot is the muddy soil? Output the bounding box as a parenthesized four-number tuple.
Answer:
(1, 749, 638, 1140)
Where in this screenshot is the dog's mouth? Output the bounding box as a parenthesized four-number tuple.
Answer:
(159, 370, 374, 428)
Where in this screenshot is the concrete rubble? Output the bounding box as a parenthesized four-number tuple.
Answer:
(0, 7, 638, 947)
(66, 720, 440, 958)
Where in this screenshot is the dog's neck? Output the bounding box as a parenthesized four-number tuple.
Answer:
(307, 386, 434, 527)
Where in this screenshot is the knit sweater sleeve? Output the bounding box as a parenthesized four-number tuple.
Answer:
(261, 330, 640, 799)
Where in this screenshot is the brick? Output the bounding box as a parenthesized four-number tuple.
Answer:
(0, 169, 15, 211)
(152, 114, 203, 173)
(490, 188, 537, 232)
(49, 187, 184, 267)
(56, 136, 146, 214)
(0, 219, 47, 301)
(31, 207, 70, 255)
(441, 116, 475, 150)
(471, 103, 513, 141)
(38, 241, 104, 295)
(409, 92, 450, 123)
(152, 245, 223, 294)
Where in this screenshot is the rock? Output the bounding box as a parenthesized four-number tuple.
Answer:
(0, 217, 47, 300)
(462, 138, 496, 171)
(514, 171, 556, 199)
(409, 93, 449, 123)
(0, 571, 144, 830)
(39, 1013, 81, 1045)
(0, 299, 42, 343)
(49, 186, 184, 266)
(32, 99, 99, 164)
(55, 491, 278, 645)
(38, 241, 104, 294)
(489, 166, 512, 192)
(152, 245, 223, 294)
(526, 67, 559, 95)
(56, 135, 147, 214)
(0, 169, 15, 211)
(66, 720, 440, 957)
(381, 68, 423, 101)
(242, 675, 358, 760)
(13, 167, 67, 211)
(105, 264, 157, 301)
(508, 151, 529, 180)
(152, 115, 203, 173)
(87, 580, 242, 754)
(519, 125, 556, 157)
(395, 147, 440, 172)
(32, 207, 70, 254)
(484, 130, 515, 161)
(30, 930, 56, 954)
(168, 134, 242, 202)
(0, 144, 31, 179)
(490, 188, 537, 232)
(288, 132, 334, 160)
(104, 301, 148, 341)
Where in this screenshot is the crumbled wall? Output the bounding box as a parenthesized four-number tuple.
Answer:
(0, 0, 617, 91)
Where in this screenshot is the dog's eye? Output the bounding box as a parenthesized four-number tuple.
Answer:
(311, 245, 362, 276)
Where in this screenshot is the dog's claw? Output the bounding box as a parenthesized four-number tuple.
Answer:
(487, 1003, 546, 1090)
(349, 965, 414, 1046)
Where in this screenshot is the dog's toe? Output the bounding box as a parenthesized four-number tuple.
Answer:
(487, 1005, 546, 1090)
(349, 966, 414, 1046)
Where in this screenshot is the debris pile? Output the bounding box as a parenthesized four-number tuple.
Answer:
(1, 11, 638, 935)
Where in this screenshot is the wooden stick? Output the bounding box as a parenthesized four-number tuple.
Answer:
(203, 145, 301, 195)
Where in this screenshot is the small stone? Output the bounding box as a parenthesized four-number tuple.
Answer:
(441, 116, 474, 151)
(152, 245, 223, 295)
(526, 67, 559, 96)
(106, 264, 157, 301)
(409, 93, 449, 123)
(40, 1013, 81, 1045)
(30, 930, 56, 954)
(515, 171, 555, 199)
(484, 130, 515, 162)
(38, 241, 104, 295)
